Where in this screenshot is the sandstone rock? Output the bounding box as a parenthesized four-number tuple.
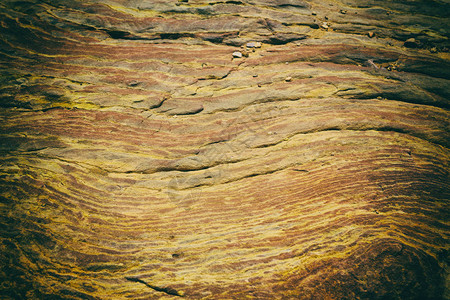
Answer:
(131, 97, 166, 109)
(268, 33, 307, 45)
(0, 0, 448, 299)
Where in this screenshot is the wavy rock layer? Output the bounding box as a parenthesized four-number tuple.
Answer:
(0, 0, 449, 299)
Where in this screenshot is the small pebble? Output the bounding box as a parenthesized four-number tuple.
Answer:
(430, 47, 437, 53)
(368, 31, 375, 38)
(246, 41, 261, 48)
(232, 51, 243, 58)
(340, 10, 347, 14)
(253, 74, 258, 77)
(127, 80, 141, 87)
(285, 76, 292, 82)
(311, 12, 317, 16)
(321, 22, 329, 29)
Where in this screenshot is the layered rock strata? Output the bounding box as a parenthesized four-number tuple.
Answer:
(0, 0, 449, 299)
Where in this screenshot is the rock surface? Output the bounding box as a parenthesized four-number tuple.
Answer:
(0, 0, 449, 299)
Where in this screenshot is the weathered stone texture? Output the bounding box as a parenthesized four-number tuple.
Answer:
(0, 0, 449, 299)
